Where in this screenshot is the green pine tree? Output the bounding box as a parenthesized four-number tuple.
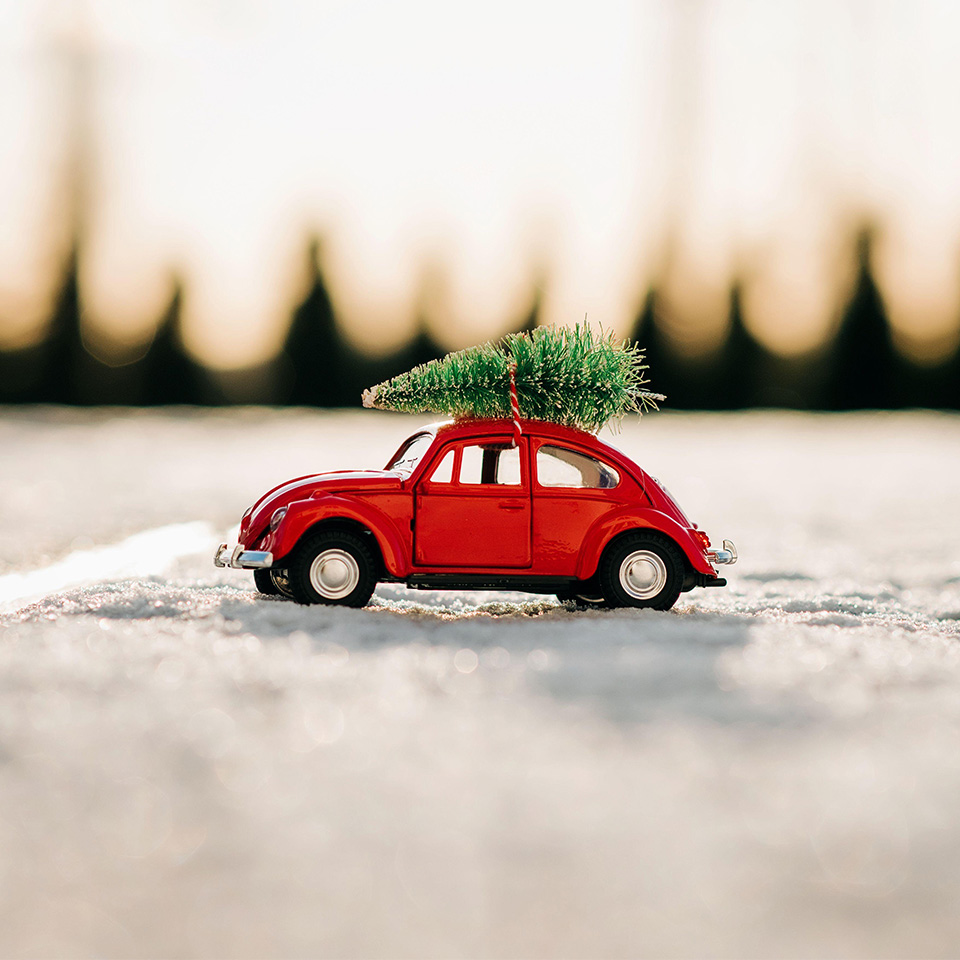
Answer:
(362, 324, 663, 433)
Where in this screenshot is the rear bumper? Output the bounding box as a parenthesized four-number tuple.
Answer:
(213, 543, 273, 569)
(706, 539, 737, 565)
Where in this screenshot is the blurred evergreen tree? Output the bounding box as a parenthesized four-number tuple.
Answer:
(630, 288, 676, 407)
(890, 351, 939, 410)
(757, 347, 832, 410)
(630, 288, 724, 409)
(36, 243, 85, 403)
(140, 280, 209, 405)
(946, 345, 960, 410)
(0, 245, 161, 405)
(282, 237, 354, 406)
(73, 349, 144, 405)
(0, 341, 46, 402)
(714, 283, 764, 409)
(826, 229, 900, 410)
(26, 242, 138, 405)
(711, 282, 829, 409)
(939, 339, 960, 410)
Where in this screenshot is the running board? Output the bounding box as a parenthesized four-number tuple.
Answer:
(404, 572, 726, 593)
(405, 574, 576, 594)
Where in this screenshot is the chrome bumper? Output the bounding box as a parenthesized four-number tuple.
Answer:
(213, 543, 274, 570)
(706, 539, 738, 565)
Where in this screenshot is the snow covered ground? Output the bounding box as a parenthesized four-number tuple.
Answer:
(1, 407, 959, 958)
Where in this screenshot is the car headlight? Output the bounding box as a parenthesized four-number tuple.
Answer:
(269, 507, 287, 531)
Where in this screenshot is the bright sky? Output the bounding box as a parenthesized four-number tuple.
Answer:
(1, 0, 959, 369)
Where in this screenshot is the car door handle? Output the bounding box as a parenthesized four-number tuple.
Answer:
(498, 502, 525, 510)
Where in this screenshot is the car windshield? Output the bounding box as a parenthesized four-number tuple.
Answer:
(385, 432, 434, 476)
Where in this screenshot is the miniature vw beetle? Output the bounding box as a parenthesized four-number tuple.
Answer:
(214, 418, 736, 610)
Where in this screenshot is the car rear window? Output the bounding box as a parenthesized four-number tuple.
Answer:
(536, 445, 619, 489)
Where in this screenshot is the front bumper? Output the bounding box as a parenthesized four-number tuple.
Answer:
(213, 543, 274, 569)
(706, 539, 738, 565)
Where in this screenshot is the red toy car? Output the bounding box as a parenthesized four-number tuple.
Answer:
(214, 418, 736, 610)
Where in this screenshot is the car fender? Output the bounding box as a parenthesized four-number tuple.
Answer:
(576, 507, 716, 580)
(264, 495, 409, 577)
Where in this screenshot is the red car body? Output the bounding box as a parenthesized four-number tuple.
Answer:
(214, 418, 736, 609)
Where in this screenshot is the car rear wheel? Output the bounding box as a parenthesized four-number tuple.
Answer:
(288, 530, 377, 608)
(599, 532, 684, 610)
(556, 580, 608, 608)
(254, 568, 295, 599)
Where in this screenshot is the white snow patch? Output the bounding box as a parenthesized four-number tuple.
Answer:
(0, 521, 218, 611)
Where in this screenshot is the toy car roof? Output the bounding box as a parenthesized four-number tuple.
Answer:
(425, 418, 636, 470)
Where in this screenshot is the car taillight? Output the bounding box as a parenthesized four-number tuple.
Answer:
(693, 529, 711, 552)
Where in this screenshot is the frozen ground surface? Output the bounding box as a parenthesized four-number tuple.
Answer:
(1, 406, 960, 959)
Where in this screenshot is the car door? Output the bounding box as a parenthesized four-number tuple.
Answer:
(414, 438, 531, 567)
(531, 440, 625, 575)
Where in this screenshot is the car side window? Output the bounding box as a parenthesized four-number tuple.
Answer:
(428, 449, 456, 483)
(536, 445, 619, 489)
(460, 444, 522, 485)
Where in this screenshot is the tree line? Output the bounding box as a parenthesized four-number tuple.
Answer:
(1, 231, 958, 411)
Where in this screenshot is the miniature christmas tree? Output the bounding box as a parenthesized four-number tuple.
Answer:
(361, 324, 662, 433)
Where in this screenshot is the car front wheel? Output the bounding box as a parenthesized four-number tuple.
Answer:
(254, 568, 295, 599)
(599, 532, 684, 610)
(288, 530, 377, 608)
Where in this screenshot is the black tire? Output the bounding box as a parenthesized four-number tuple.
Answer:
(556, 581, 608, 608)
(254, 568, 295, 599)
(288, 530, 377, 608)
(254, 568, 279, 595)
(598, 531, 685, 610)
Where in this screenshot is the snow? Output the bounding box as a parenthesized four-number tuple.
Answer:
(0, 522, 218, 609)
(2, 407, 960, 957)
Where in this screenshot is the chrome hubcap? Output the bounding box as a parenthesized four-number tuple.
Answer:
(309, 549, 360, 599)
(620, 549, 667, 600)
